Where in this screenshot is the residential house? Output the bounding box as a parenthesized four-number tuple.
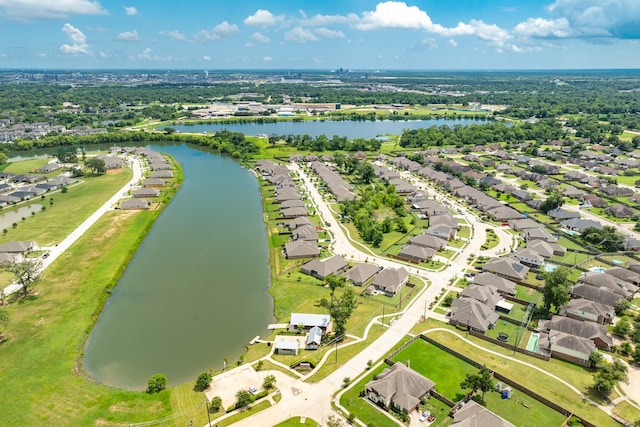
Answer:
(523, 228, 558, 243)
(486, 205, 522, 221)
(602, 185, 634, 197)
(397, 244, 435, 263)
(527, 239, 566, 257)
(306, 326, 323, 350)
(513, 248, 545, 268)
(287, 216, 313, 230)
(481, 257, 529, 282)
(142, 178, 165, 188)
(343, 263, 380, 286)
(538, 315, 612, 350)
(547, 208, 580, 221)
(537, 330, 597, 366)
(564, 170, 588, 181)
(365, 362, 435, 414)
(289, 313, 331, 332)
(451, 401, 515, 427)
(371, 267, 409, 296)
(95, 155, 125, 169)
(429, 214, 458, 230)
(571, 283, 624, 307)
(274, 339, 299, 356)
(560, 218, 602, 233)
(411, 199, 448, 217)
(150, 170, 173, 179)
(284, 240, 319, 259)
(559, 298, 615, 325)
(132, 188, 160, 198)
(461, 285, 503, 309)
(291, 225, 318, 242)
(0, 241, 36, 254)
(605, 204, 634, 218)
(511, 189, 532, 202)
(472, 272, 516, 296)
(578, 272, 637, 297)
(280, 199, 306, 208)
(300, 255, 348, 280)
(508, 218, 541, 231)
(449, 298, 499, 333)
(38, 162, 61, 173)
(409, 233, 447, 250)
(605, 267, 640, 286)
(425, 224, 454, 240)
(581, 194, 607, 208)
(120, 199, 151, 210)
(280, 206, 308, 218)
(562, 186, 585, 199)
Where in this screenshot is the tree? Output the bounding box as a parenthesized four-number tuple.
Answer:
(55, 147, 78, 163)
(194, 372, 212, 392)
(147, 373, 168, 393)
(319, 288, 360, 339)
(235, 390, 253, 409)
(209, 396, 222, 413)
(460, 366, 494, 402)
(325, 274, 346, 305)
(613, 318, 631, 337)
(581, 226, 624, 252)
(0, 308, 8, 336)
(262, 374, 276, 390)
(540, 192, 564, 213)
(85, 157, 106, 175)
(589, 351, 603, 368)
(632, 346, 640, 365)
(592, 359, 628, 397)
(356, 162, 375, 184)
(7, 259, 42, 296)
(542, 267, 571, 312)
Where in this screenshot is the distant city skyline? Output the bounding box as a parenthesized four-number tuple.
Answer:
(0, 0, 639, 70)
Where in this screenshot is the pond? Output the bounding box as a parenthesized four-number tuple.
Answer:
(168, 118, 490, 139)
(0, 204, 43, 231)
(82, 143, 273, 390)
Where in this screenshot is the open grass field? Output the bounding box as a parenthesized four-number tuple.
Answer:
(0, 210, 176, 426)
(274, 417, 319, 426)
(3, 157, 51, 174)
(479, 388, 568, 427)
(423, 329, 620, 427)
(0, 170, 132, 246)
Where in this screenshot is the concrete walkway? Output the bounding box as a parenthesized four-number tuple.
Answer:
(2, 157, 143, 297)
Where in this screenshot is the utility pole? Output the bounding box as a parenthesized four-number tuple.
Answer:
(205, 397, 211, 426)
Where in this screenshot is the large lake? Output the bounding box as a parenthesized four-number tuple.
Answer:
(82, 143, 273, 390)
(169, 118, 487, 139)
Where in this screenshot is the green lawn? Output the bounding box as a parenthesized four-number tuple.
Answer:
(391, 339, 478, 401)
(456, 226, 471, 239)
(216, 400, 271, 427)
(479, 389, 567, 427)
(3, 157, 51, 174)
(0, 170, 132, 246)
(0, 210, 174, 426)
(274, 417, 319, 427)
(515, 285, 542, 303)
(612, 400, 640, 425)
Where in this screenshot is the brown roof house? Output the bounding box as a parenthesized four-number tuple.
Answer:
(559, 298, 615, 325)
(365, 362, 435, 414)
(344, 263, 380, 286)
(481, 257, 529, 281)
(578, 272, 637, 298)
(450, 298, 499, 333)
(409, 233, 447, 250)
(537, 330, 597, 366)
(300, 255, 348, 280)
(451, 400, 515, 427)
(538, 315, 612, 350)
(371, 267, 409, 297)
(120, 199, 151, 210)
(605, 204, 634, 218)
(291, 224, 318, 242)
(472, 272, 517, 296)
(397, 244, 435, 263)
(570, 283, 624, 307)
(284, 240, 319, 259)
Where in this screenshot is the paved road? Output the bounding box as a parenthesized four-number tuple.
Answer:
(229, 164, 515, 427)
(2, 157, 143, 296)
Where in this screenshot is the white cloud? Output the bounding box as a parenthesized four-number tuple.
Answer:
(514, 17, 572, 38)
(134, 47, 175, 61)
(300, 13, 356, 26)
(0, 0, 107, 20)
(116, 30, 140, 41)
(356, 1, 441, 31)
(448, 39, 458, 47)
(548, 0, 640, 39)
(59, 23, 89, 54)
(99, 51, 109, 58)
(244, 9, 283, 26)
(196, 21, 239, 42)
(284, 27, 318, 43)
(245, 42, 254, 48)
(421, 38, 437, 50)
(165, 30, 187, 41)
(124, 6, 137, 16)
(263, 56, 272, 62)
(137, 47, 152, 60)
(203, 55, 211, 61)
(251, 32, 271, 44)
(314, 28, 344, 39)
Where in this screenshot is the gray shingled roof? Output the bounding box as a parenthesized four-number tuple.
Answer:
(452, 400, 515, 427)
(344, 263, 380, 285)
(372, 267, 409, 294)
(472, 272, 516, 296)
(365, 363, 435, 413)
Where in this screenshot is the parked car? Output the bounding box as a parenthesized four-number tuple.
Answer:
(419, 411, 431, 422)
(248, 386, 258, 395)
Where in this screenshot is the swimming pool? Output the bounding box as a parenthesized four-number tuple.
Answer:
(526, 332, 539, 352)
(544, 263, 557, 272)
(590, 267, 605, 273)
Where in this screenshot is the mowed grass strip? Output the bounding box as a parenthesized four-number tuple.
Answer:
(424, 330, 620, 427)
(0, 209, 175, 426)
(0, 170, 132, 246)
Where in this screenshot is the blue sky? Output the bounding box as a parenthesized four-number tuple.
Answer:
(0, 0, 639, 70)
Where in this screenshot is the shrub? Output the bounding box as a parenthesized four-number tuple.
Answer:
(146, 373, 167, 393)
(254, 390, 268, 400)
(194, 372, 212, 392)
(209, 396, 222, 413)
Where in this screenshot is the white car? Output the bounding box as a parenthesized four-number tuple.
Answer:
(419, 411, 430, 422)
(248, 386, 258, 395)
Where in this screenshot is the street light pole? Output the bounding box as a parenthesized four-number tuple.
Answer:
(205, 397, 212, 426)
